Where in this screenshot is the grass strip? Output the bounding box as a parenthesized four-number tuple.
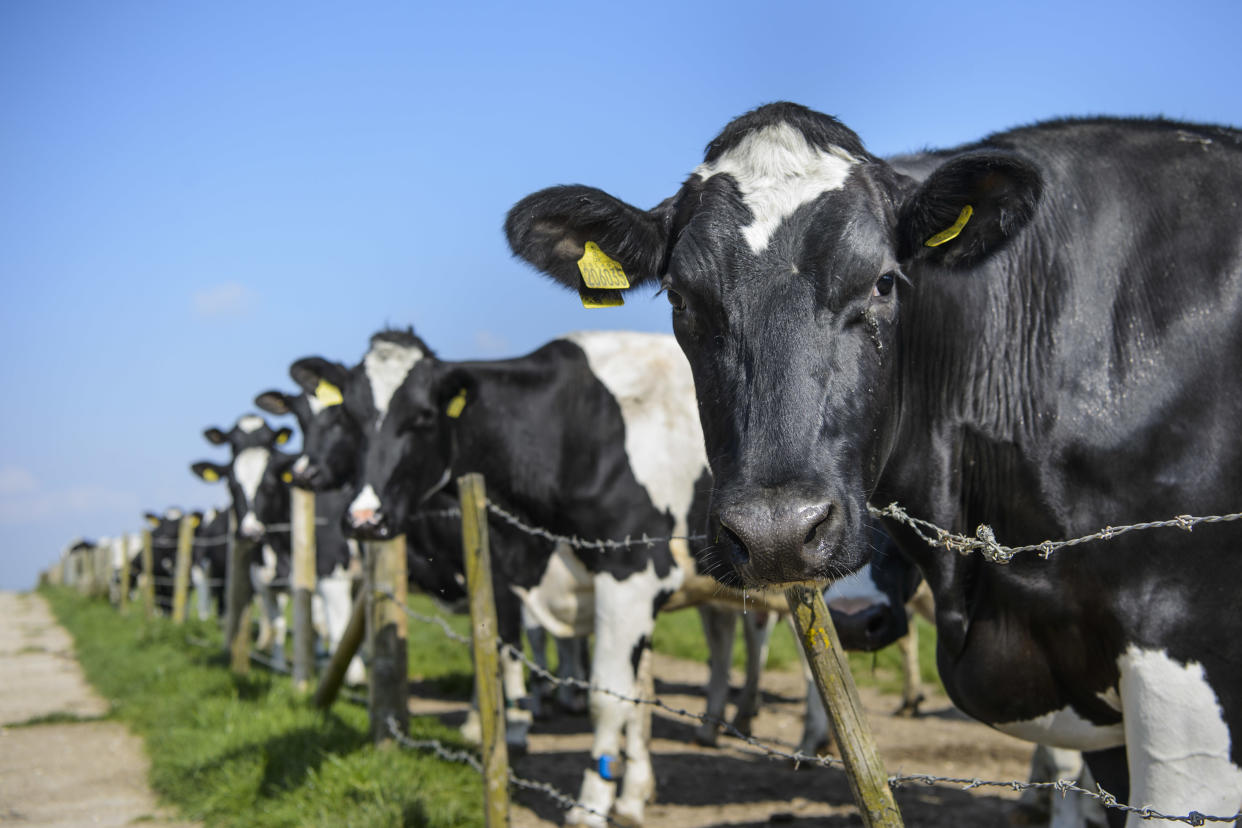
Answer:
(43, 587, 483, 828)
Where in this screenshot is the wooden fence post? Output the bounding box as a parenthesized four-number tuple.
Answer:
(224, 512, 253, 673)
(118, 534, 132, 612)
(290, 487, 317, 692)
(141, 530, 156, 619)
(786, 585, 903, 827)
(366, 536, 408, 743)
(459, 473, 510, 828)
(313, 595, 367, 710)
(171, 515, 196, 624)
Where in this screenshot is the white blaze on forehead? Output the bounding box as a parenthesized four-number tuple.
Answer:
(349, 483, 381, 516)
(237, 415, 265, 433)
(306, 393, 326, 416)
(164, 507, 183, 520)
(233, 447, 271, 506)
(693, 121, 857, 253)
(363, 340, 424, 425)
(292, 455, 310, 474)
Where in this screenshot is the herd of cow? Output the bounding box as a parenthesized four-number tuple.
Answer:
(66, 103, 1242, 827)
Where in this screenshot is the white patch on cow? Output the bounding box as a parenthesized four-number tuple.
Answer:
(692, 121, 857, 253)
(305, 392, 326, 416)
(240, 512, 265, 538)
(292, 455, 310, 474)
(512, 542, 595, 639)
(363, 339, 424, 424)
(164, 507, 183, 520)
(233, 447, 270, 507)
(994, 705, 1125, 753)
(204, 507, 219, 523)
(237, 415, 265, 433)
(349, 484, 381, 521)
(317, 574, 366, 685)
(1098, 686, 1122, 712)
(561, 331, 707, 537)
(1118, 645, 1242, 823)
(822, 567, 886, 615)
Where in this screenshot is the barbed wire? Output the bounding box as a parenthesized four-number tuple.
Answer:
(384, 716, 622, 826)
(869, 502, 1242, 564)
(374, 589, 1241, 825)
(484, 500, 706, 551)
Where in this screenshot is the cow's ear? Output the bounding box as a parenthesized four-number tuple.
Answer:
(505, 185, 669, 297)
(254, 390, 291, 416)
(290, 358, 349, 402)
(436, 369, 477, 420)
(203, 427, 229, 445)
(273, 427, 293, 446)
(897, 151, 1042, 270)
(191, 461, 227, 483)
(144, 512, 161, 528)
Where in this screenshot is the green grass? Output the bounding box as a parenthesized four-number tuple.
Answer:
(652, 605, 943, 697)
(43, 587, 483, 828)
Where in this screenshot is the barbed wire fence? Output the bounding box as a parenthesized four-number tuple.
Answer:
(51, 489, 1242, 826)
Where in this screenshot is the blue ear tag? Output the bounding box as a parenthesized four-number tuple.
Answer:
(597, 754, 618, 781)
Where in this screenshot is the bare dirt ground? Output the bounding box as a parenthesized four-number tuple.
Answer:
(413, 650, 1037, 827)
(0, 591, 196, 828)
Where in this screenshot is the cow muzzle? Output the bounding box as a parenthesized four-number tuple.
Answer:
(239, 513, 266, 542)
(714, 487, 856, 586)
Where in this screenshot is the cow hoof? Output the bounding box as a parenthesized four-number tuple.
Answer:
(731, 711, 754, 737)
(894, 693, 925, 718)
(611, 798, 645, 828)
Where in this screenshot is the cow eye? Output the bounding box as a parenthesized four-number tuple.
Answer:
(666, 289, 686, 312)
(872, 272, 896, 298)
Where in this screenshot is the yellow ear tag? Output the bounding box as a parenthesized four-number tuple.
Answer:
(315, 379, 343, 407)
(281, 472, 293, 483)
(202, 468, 220, 482)
(446, 388, 468, 419)
(577, 241, 630, 290)
(579, 286, 625, 309)
(925, 205, 974, 247)
(276, 431, 290, 444)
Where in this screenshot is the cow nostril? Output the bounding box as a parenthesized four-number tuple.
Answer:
(802, 504, 835, 550)
(866, 611, 888, 637)
(718, 523, 749, 566)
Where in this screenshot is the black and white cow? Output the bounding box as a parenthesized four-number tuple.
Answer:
(191, 415, 297, 666)
(317, 327, 710, 826)
(254, 382, 368, 686)
(139, 509, 186, 613)
(509, 103, 1242, 826)
(288, 332, 592, 748)
(190, 508, 229, 620)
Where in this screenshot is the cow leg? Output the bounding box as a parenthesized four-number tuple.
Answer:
(895, 622, 925, 717)
(695, 604, 737, 746)
(1082, 748, 1128, 828)
(569, 571, 666, 828)
(614, 641, 656, 828)
(1013, 745, 1101, 827)
(501, 647, 533, 753)
(318, 573, 366, 686)
(191, 565, 209, 620)
(555, 636, 590, 714)
(523, 617, 550, 720)
(1118, 651, 1242, 828)
(734, 610, 776, 736)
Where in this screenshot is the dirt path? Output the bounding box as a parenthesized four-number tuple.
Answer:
(413, 650, 1043, 827)
(0, 591, 196, 827)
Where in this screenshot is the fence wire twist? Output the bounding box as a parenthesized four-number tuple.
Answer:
(870, 501, 1242, 564)
(376, 588, 1242, 825)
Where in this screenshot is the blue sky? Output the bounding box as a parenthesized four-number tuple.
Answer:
(3, 0, 1240, 590)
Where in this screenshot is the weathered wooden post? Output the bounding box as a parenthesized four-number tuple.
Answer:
(313, 594, 368, 709)
(224, 512, 253, 673)
(366, 536, 408, 743)
(118, 534, 132, 612)
(459, 473, 510, 828)
(290, 487, 317, 692)
(141, 530, 156, 619)
(171, 514, 196, 624)
(786, 585, 903, 827)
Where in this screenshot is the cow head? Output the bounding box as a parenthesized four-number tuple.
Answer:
(334, 329, 442, 539)
(508, 102, 1041, 587)
(192, 414, 296, 543)
(255, 358, 359, 492)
